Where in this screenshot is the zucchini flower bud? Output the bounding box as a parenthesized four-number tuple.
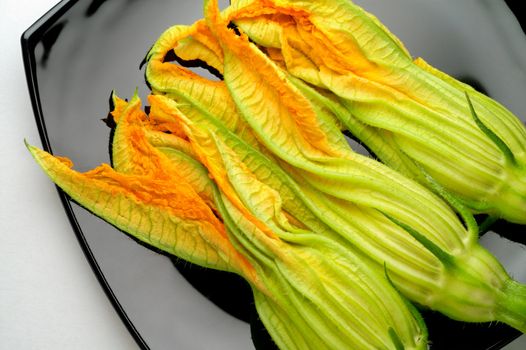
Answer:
(197, 0, 526, 333)
(229, 0, 526, 224)
(175, 102, 428, 349)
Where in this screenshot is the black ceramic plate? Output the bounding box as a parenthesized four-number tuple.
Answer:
(22, 0, 526, 349)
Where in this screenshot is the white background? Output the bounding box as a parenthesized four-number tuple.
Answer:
(1, 0, 138, 348)
(1, 0, 524, 349)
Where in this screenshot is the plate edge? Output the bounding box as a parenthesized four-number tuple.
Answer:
(20, 1, 150, 349)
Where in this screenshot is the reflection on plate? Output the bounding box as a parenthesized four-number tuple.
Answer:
(22, 0, 526, 349)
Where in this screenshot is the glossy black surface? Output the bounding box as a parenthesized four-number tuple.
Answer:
(22, 1, 526, 349)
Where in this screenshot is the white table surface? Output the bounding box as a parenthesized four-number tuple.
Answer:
(0, 0, 524, 349)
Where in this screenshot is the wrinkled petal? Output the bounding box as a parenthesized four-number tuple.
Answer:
(26, 143, 255, 277)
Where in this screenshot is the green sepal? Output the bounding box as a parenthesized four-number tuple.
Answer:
(466, 92, 516, 166)
(388, 328, 405, 350)
(478, 215, 499, 235)
(383, 213, 455, 268)
(410, 156, 479, 239)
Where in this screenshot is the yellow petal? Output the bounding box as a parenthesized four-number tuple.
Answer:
(27, 143, 254, 276)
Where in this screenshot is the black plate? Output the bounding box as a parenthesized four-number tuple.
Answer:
(22, 0, 526, 349)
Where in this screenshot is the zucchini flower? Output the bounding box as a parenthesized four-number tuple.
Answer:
(27, 93, 428, 350)
(26, 94, 258, 281)
(228, 0, 526, 224)
(176, 0, 526, 332)
(29, 0, 526, 348)
(170, 98, 428, 349)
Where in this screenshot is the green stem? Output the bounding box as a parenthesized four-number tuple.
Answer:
(496, 279, 526, 333)
(490, 166, 526, 225)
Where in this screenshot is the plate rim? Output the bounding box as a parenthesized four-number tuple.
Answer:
(20, 1, 149, 349)
(20, 1, 524, 349)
